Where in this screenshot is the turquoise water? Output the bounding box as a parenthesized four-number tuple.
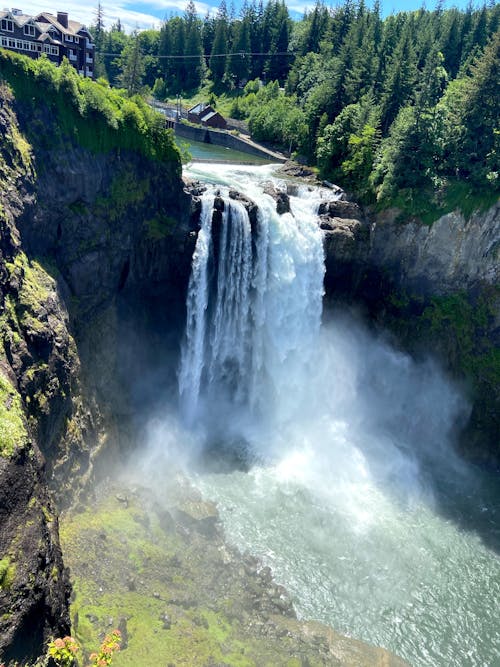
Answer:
(173, 163, 500, 667)
(176, 137, 275, 165)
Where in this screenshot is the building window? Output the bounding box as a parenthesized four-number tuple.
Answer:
(74, 36, 79, 43)
(8, 38, 15, 47)
(0, 36, 7, 46)
(24, 24, 35, 36)
(66, 34, 73, 42)
(1, 19, 14, 31)
(43, 44, 59, 56)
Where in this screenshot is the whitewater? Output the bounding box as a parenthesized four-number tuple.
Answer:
(160, 163, 500, 666)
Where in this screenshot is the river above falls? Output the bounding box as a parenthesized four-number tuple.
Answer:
(156, 163, 500, 666)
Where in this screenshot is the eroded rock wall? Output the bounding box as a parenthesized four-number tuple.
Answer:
(0, 81, 192, 661)
(320, 197, 500, 463)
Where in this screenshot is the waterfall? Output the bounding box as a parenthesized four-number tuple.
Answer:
(178, 182, 325, 431)
(161, 164, 500, 667)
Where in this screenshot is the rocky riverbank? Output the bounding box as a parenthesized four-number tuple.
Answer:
(60, 475, 409, 667)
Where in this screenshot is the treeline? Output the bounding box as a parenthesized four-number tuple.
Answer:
(91, 0, 498, 215)
(92, 0, 291, 94)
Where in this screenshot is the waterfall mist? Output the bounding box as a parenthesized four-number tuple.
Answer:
(131, 164, 499, 667)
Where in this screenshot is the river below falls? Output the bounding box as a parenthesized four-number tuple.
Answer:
(156, 162, 500, 666)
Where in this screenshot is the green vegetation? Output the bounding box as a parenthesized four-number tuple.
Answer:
(83, 1, 499, 219)
(386, 286, 500, 405)
(0, 50, 179, 166)
(145, 215, 176, 240)
(0, 372, 28, 458)
(93, 171, 150, 223)
(0, 556, 16, 591)
(59, 485, 331, 667)
(420, 290, 499, 386)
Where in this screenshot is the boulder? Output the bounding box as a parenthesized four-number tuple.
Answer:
(262, 182, 290, 215)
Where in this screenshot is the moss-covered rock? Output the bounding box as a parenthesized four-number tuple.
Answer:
(0, 52, 192, 663)
(60, 480, 409, 667)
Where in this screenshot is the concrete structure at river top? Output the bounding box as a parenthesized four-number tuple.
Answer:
(0, 7, 94, 77)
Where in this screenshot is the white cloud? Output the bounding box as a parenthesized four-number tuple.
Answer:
(285, 1, 317, 15)
(10, 0, 211, 32)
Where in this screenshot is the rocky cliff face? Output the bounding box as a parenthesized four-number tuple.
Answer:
(0, 82, 193, 661)
(320, 197, 500, 463)
(369, 204, 500, 296)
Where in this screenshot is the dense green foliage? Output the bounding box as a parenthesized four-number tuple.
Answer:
(0, 1, 497, 214)
(0, 372, 27, 458)
(0, 50, 179, 164)
(87, 0, 498, 217)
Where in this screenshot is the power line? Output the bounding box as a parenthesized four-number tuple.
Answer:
(97, 50, 296, 58)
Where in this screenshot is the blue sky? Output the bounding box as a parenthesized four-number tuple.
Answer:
(16, 0, 484, 33)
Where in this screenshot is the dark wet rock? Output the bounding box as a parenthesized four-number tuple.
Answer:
(263, 182, 290, 215)
(276, 161, 315, 179)
(173, 499, 220, 538)
(118, 617, 129, 649)
(228, 190, 259, 231)
(318, 199, 363, 219)
(115, 494, 129, 507)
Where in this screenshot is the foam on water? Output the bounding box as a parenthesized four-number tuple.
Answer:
(170, 163, 500, 666)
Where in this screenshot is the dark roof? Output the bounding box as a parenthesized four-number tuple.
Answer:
(201, 111, 220, 122)
(0, 9, 91, 40)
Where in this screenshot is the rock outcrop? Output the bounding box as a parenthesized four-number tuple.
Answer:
(369, 204, 500, 296)
(319, 194, 500, 463)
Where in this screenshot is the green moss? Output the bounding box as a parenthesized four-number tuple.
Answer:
(9, 122, 32, 170)
(69, 200, 88, 216)
(145, 215, 176, 240)
(59, 489, 327, 667)
(0, 372, 28, 457)
(420, 291, 496, 380)
(0, 557, 16, 591)
(93, 171, 150, 223)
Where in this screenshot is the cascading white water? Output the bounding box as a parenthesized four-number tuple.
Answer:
(178, 176, 325, 433)
(167, 163, 500, 667)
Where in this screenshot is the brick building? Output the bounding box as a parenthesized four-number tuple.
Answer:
(0, 8, 94, 77)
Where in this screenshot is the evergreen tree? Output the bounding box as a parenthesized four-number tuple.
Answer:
(226, 18, 251, 86)
(202, 11, 216, 56)
(264, 2, 291, 83)
(380, 26, 417, 133)
(442, 29, 500, 185)
(210, 1, 229, 85)
(159, 20, 173, 84)
(170, 16, 186, 93)
(92, 1, 107, 79)
(117, 30, 145, 95)
(184, 0, 205, 90)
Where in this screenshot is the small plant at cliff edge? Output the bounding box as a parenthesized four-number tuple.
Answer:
(88, 630, 122, 667)
(47, 636, 79, 666)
